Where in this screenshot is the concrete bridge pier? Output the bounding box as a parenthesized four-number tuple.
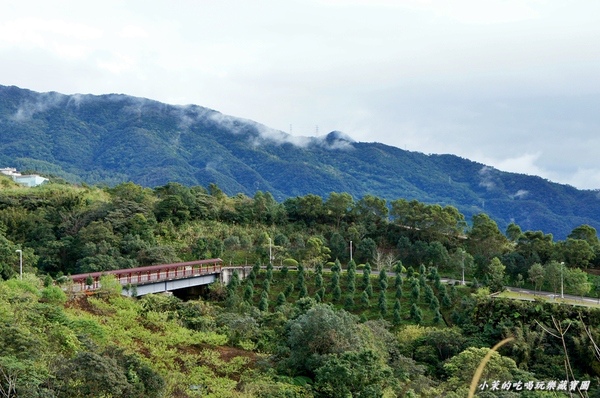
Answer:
(220, 266, 250, 285)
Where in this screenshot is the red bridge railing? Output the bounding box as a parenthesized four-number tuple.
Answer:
(70, 258, 223, 292)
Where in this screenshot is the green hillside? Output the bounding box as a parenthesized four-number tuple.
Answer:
(0, 179, 599, 395)
(1, 85, 600, 239)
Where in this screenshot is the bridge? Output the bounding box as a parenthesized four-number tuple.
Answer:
(69, 258, 223, 297)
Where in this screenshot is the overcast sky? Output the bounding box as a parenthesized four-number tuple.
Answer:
(2, 1, 600, 190)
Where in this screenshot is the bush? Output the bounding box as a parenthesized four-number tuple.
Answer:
(98, 275, 122, 298)
(41, 285, 67, 304)
(282, 258, 299, 268)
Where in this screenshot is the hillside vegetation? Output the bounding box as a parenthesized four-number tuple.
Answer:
(0, 180, 600, 395)
(2, 85, 600, 238)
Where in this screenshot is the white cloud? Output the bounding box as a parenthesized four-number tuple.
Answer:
(120, 25, 148, 39)
(97, 53, 137, 75)
(511, 190, 530, 199)
(560, 168, 600, 191)
(487, 153, 546, 178)
(1, 0, 600, 189)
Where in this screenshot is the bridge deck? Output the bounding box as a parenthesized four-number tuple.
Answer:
(69, 258, 222, 292)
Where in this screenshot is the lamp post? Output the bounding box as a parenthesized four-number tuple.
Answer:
(349, 240, 353, 263)
(15, 249, 22, 280)
(268, 238, 272, 265)
(460, 249, 465, 286)
(560, 262, 565, 299)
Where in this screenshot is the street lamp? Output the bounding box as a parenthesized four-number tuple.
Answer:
(349, 240, 353, 263)
(268, 238, 272, 265)
(459, 249, 466, 286)
(15, 249, 22, 280)
(560, 262, 565, 299)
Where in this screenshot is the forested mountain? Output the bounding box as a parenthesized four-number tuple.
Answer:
(1, 84, 599, 239)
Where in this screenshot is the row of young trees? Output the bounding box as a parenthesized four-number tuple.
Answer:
(228, 259, 455, 327)
(213, 257, 599, 396)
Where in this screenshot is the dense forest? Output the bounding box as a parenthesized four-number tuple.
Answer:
(1, 175, 600, 396)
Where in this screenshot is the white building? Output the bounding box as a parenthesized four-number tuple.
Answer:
(0, 168, 48, 187)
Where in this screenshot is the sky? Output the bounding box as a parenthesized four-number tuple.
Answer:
(2, 0, 600, 190)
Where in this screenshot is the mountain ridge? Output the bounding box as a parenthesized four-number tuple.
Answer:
(1, 84, 599, 239)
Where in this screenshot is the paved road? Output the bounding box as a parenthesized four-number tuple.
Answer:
(262, 265, 600, 305)
(506, 286, 600, 305)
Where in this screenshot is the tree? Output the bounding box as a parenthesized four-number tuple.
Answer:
(324, 192, 354, 230)
(243, 283, 254, 301)
(228, 269, 240, 291)
(424, 285, 435, 304)
(394, 272, 403, 288)
(344, 294, 354, 310)
(568, 224, 600, 247)
(429, 296, 440, 312)
(330, 271, 339, 291)
(262, 278, 270, 293)
(564, 267, 591, 299)
(286, 304, 363, 374)
(440, 287, 452, 307)
(304, 237, 332, 269)
(353, 194, 388, 234)
(328, 233, 348, 263)
(362, 263, 371, 290)
(315, 272, 323, 289)
(484, 257, 506, 293)
(411, 283, 420, 303)
(333, 285, 342, 302)
(467, 213, 509, 262)
(283, 194, 325, 227)
(296, 267, 306, 293)
(315, 289, 323, 303)
(55, 351, 132, 398)
(259, 291, 269, 312)
(373, 248, 398, 271)
(360, 290, 370, 308)
(378, 291, 387, 316)
(314, 350, 393, 398)
(154, 194, 190, 225)
(347, 278, 355, 295)
(378, 268, 388, 291)
(395, 284, 403, 300)
(98, 274, 122, 297)
(355, 238, 377, 264)
(557, 238, 595, 268)
(393, 299, 402, 325)
(276, 292, 286, 307)
(410, 303, 422, 324)
(515, 230, 554, 267)
(527, 263, 544, 293)
(346, 264, 356, 292)
(505, 222, 523, 242)
(390, 199, 466, 244)
(296, 282, 307, 298)
(443, 347, 528, 391)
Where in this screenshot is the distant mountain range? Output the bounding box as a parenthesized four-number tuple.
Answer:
(1, 84, 599, 239)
